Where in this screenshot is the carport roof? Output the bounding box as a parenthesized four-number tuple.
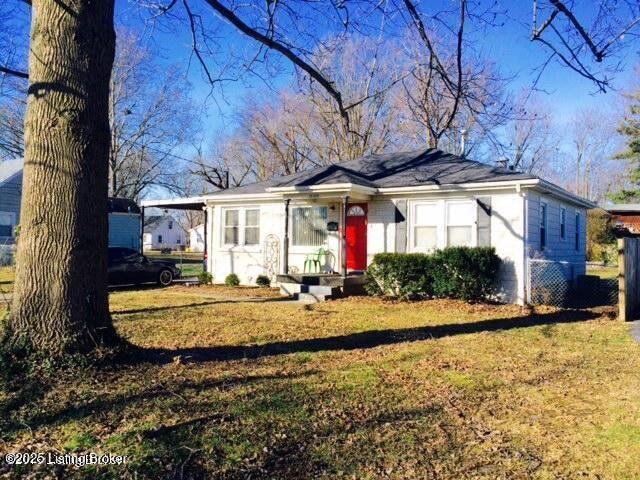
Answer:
(140, 196, 206, 210)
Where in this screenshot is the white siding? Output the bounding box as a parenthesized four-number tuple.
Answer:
(370, 189, 526, 304)
(367, 198, 396, 262)
(143, 216, 185, 250)
(204, 188, 587, 304)
(208, 200, 342, 285)
(526, 192, 587, 274)
(490, 193, 526, 303)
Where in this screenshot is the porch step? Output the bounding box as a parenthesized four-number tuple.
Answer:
(294, 292, 333, 303)
(280, 283, 342, 300)
(277, 274, 367, 301)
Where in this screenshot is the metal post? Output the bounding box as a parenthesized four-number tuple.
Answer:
(203, 207, 208, 273)
(139, 206, 145, 254)
(341, 195, 349, 277)
(283, 199, 290, 275)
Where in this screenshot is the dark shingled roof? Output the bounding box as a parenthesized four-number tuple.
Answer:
(207, 148, 536, 197)
(108, 197, 141, 214)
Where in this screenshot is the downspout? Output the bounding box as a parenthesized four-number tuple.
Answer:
(203, 206, 208, 273)
(341, 195, 350, 277)
(520, 183, 529, 305)
(139, 206, 145, 254)
(283, 199, 290, 275)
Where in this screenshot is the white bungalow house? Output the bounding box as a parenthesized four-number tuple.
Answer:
(142, 148, 595, 304)
(143, 214, 184, 250)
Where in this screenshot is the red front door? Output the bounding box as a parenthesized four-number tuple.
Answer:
(346, 203, 367, 271)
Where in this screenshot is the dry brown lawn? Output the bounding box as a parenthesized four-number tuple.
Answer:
(1, 284, 639, 479)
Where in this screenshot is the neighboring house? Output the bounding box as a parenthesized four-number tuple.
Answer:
(1, 158, 142, 251)
(108, 197, 141, 250)
(0, 158, 23, 245)
(189, 224, 205, 252)
(143, 215, 184, 250)
(144, 148, 594, 304)
(607, 204, 640, 235)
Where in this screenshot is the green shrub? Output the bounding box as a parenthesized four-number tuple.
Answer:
(430, 247, 501, 301)
(365, 253, 434, 300)
(225, 273, 240, 287)
(366, 247, 501, 302)
(256, 275, 271, 287)
(197, 271, 213, 285)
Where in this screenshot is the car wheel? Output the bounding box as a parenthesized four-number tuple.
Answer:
(158, 269, 173, 287)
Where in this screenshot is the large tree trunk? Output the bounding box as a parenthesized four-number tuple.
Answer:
(8, 0, 119, 354)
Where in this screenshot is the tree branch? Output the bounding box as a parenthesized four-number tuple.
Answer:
(0, 65, 28, 79)
(200, 0, 350, 127)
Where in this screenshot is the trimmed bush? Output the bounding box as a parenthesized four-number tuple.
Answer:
(224, 273, 240, 287)
(197, 271, 212, 285)
(365, 253, 434, 300)
(256, 275, 271, 287)
(366, 247, 501, 302)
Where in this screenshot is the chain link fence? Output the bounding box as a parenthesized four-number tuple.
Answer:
(527, 258, 618, 308)
(527, 259, 574, 307)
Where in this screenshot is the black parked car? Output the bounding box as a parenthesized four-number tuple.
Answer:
(108, 247, 181, 287)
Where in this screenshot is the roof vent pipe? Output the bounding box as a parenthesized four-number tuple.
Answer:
(459, 129, 467, 157)
(496, 157, 510, 170)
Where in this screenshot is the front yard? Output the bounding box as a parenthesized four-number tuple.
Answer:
(1, 284, 640, 479)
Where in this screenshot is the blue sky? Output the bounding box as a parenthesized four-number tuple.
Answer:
(112, 0, 638, 140)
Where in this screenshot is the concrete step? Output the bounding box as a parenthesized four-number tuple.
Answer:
(280, 283, 343, 298)
(294, 292, 333, 302)
(302, 285, 341, 296)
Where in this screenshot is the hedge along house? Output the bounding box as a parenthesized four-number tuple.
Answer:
(144, 148, 594, 304)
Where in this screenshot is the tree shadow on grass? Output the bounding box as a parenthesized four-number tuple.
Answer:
(1, 370, 318, 437)
(123, 308, 601, 365)
(112, 296, 292, 316)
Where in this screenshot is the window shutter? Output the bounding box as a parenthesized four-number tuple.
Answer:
(395, 199, 407, 253)
(476, 197, 491, 247)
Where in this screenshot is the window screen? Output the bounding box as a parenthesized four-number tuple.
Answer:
(446, 201, 473, 247)
(413, 203, 438, 251)
(292, 207, 328, 246)
(224, 209, 239, 245)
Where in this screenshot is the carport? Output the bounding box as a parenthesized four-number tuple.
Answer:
(139, 196, 208, 272)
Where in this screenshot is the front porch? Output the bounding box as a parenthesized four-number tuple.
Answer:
(277, 273, 367, 301)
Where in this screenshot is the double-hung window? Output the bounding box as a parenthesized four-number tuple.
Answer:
(292, 206, 328, 246)
(446, 201, 474, 247)
(223, 208, 260, 246)
(560, 207, 566, 240)
(540, 203, 547, 249)
(244, 209, 260, 245)
(413, 203, 438, 252)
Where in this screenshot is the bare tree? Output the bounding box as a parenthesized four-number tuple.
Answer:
(492, 96, 560, 175)
(0, 96, 24, 160)
(109, 29, 197, 199)
(208, 35, 404, 180)
(531, 0, 640, 92)
(565, 106, 621, 201)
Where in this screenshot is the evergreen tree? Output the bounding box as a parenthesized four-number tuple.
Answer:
(609, 91, 640, 203)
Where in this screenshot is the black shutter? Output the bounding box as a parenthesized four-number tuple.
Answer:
(477, 197, 491, 247)
(395, 199, 407, 253)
